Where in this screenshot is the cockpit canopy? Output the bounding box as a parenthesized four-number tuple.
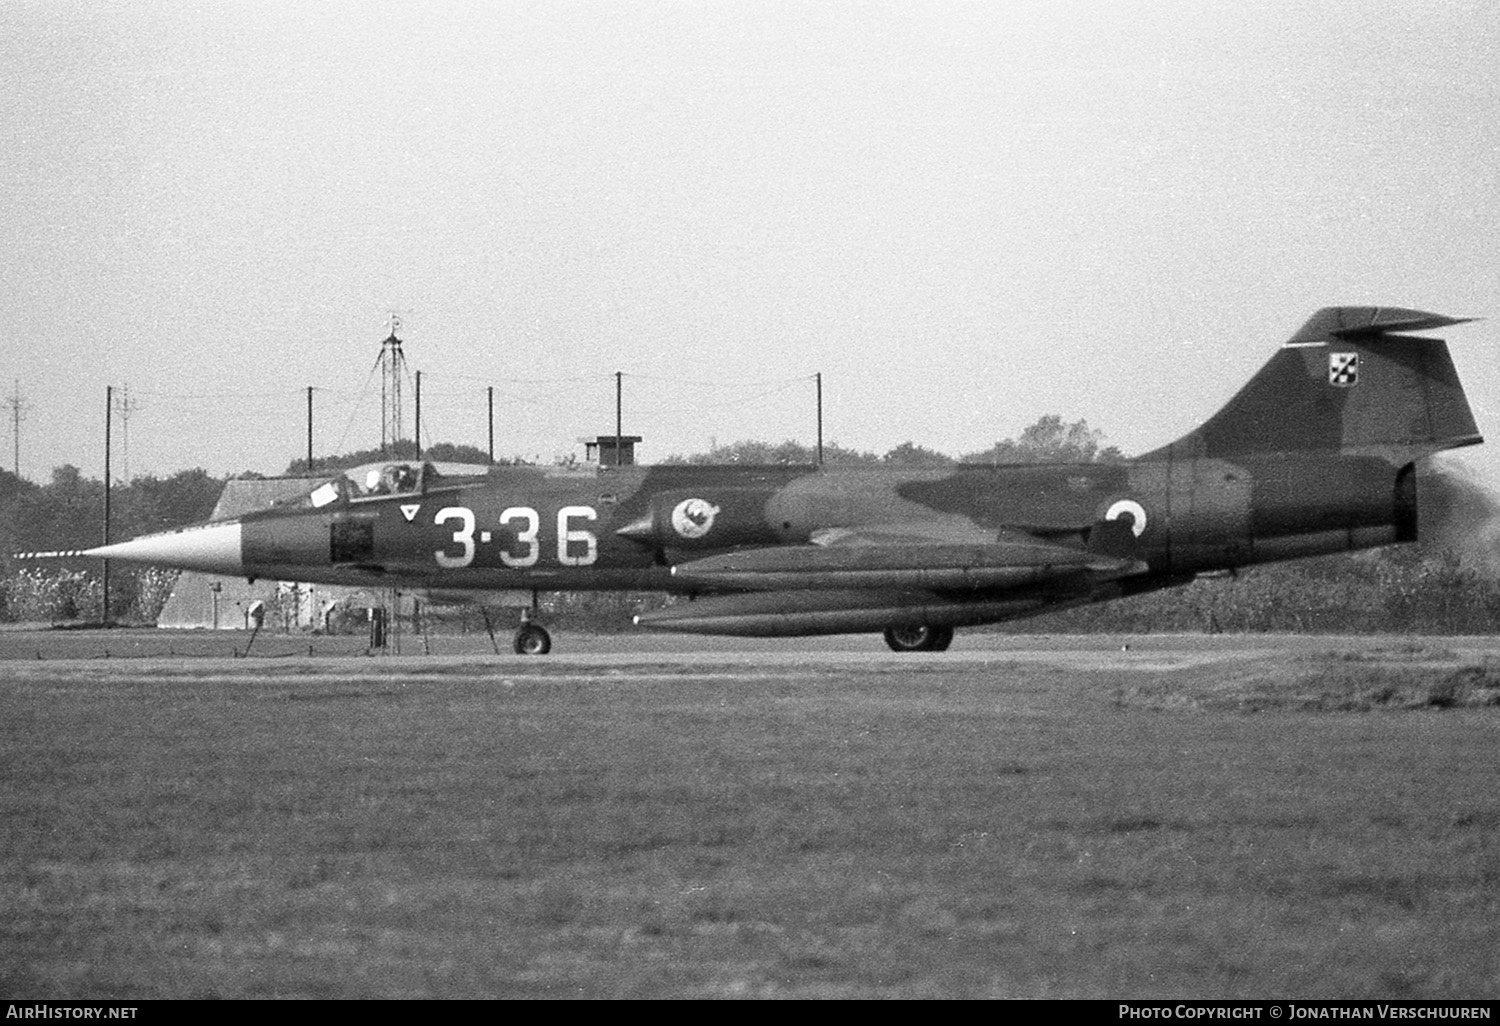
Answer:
(352, 461, 422, 499)
(294, 461, 432, 510)
(279, 461, 492, 511)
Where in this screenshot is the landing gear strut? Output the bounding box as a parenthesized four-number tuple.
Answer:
(883, 624, 955, 653)
(513, 610, 552, 656)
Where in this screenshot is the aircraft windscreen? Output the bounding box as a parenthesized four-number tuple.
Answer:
(267, 475, 348, 510)
(278, 462, 440, 511)
(307, 480, 343, 508)
(347, 462, 423, 500)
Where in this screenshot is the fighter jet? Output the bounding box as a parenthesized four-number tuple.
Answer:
(79, 307, 1481, 654)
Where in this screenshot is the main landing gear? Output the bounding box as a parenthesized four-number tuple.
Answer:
(479, 604, 553, 655)
(882, 624, 955, 653)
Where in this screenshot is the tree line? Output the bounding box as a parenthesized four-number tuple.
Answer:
(661, 414, 1121, 466)
(0, 466, 224, 623)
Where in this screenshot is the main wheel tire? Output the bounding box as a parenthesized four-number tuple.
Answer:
(882, 621, 954, 654)
(513, 623, 552, 655)
(883, 625, 943, 652)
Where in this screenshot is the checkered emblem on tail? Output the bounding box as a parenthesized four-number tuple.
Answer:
(1328, 352, 1359, 387)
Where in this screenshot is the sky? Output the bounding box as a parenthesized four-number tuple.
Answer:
(3, 1, 1497, 486)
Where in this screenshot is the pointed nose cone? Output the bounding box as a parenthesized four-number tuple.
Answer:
(83, 521, 244, 575)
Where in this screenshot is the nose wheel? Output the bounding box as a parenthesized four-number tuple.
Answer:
(883, 624, 955, 652)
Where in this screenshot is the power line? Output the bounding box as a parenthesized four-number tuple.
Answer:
(333, 356, 384, 456)
(620, 370, 818, 389)
(629, 378, 809, 417)
(426, 369, 611, 387)
(127, 388, 303, 401)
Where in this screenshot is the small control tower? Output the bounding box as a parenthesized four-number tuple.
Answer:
(582, 435, 642, 467)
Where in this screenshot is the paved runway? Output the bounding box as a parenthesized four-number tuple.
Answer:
(2, 624, 1497, 668)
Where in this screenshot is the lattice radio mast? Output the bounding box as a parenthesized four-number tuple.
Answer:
(4, 380, 28, 478)
(378, 314, 408, 455)
(114, 384, 137, 482)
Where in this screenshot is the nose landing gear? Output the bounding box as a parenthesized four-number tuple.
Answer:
(513, 609, 552, 656)
(513, 620, 552, 656)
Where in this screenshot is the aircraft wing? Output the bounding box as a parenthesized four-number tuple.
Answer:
(669, 522, 1147, 593)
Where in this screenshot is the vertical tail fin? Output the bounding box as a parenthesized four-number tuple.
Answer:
(1143, 307, 1482, 463)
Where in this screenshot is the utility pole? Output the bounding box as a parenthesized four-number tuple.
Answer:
(103, 386, 112, 626)
(487, 386, 494, 464)
(615, 371, 623, 467)
(414, 370, 422, 459)
(815, 372, 823, 466)
(306, 386, 314, 473)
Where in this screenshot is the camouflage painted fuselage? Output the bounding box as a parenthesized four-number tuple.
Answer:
(235, 454, 1401, 582)
(82, 307, 1482, 640)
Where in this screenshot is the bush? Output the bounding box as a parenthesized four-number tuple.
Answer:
(0, 566, 179, 624)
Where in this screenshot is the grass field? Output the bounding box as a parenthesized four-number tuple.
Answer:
(3, 636, 1499, 998)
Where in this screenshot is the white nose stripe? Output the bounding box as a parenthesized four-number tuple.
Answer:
(83, 521, 243, 574)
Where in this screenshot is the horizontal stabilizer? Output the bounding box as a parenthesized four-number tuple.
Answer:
(1287, 307, 1477, 345)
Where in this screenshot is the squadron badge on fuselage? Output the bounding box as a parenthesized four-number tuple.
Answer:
(671, 498, 721, 539)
